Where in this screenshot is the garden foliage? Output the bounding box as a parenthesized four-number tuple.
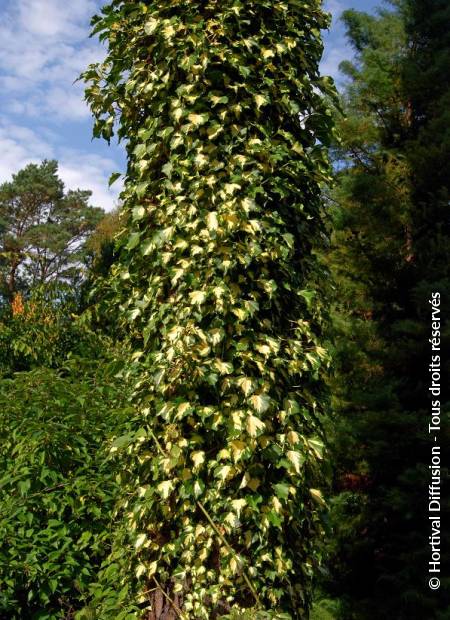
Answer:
(0, 354, 133, 619)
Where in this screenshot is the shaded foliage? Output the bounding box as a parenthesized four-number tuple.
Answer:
(320, 3, 450, 618)
(0, 283, 100, 375)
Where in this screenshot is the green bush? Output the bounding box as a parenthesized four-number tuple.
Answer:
(0, 285, 100, 375)
(0, 356, 132, 619)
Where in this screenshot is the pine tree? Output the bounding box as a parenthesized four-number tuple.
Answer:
(0, 160, 104, 303)
(323, 3, 450, 618)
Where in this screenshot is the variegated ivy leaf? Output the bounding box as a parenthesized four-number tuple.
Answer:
(144, 17, 159, 35)
(214, 360, 233, 375)
(237, 376, 254, 397)
(187, 112, 209, 127)
(287, 450, 305, 474)
(189, 290, 206, 305)
(157, 480, 174, 499)
(231, 498, 247, 517)
(254, 93, 269, 109)
(310, 488, 326, 506)
(207, 211, 219, 231)
(249, 393, 271, 414)
(135, 533, 147, 550)
(191, 450, 205, 468)
(230, 439, 247, 462)
(246, 414, 266, 437)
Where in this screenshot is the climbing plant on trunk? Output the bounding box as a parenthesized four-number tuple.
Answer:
(83, 1, 336, 617)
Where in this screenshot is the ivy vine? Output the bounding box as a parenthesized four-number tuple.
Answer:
(82, 1, 336, 617)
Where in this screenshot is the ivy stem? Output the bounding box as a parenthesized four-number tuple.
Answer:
(152, 576, 186, 619)
(196, 500, 262, 608)
(147, 426, 262, 609)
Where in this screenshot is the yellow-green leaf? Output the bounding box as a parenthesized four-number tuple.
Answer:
(287, 450, 305, 474)
(310, 488, 326, 506)
(190, 290, 206, 305)
(207, 211, 219, 231)
(238, 376, 254, 396)
(157, 480, 174, 499)
(254, 94, 268, 109)
(188, 112, 209, 127)
(191, 451, 205, 468)
(135, 533, 147, 549)
(250, 393, 271, 414)
(247, 414, 266, 437)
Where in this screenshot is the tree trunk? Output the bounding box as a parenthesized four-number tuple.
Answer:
(146, 588, 182, 620)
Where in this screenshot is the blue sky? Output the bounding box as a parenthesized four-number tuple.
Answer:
(0, 0, 381, 212)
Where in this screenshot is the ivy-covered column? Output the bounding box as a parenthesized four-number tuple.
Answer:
(83, 1, 335, 617)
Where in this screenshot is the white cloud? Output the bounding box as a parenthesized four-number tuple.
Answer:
(0, 123, 54, 181)
(0, 121, 120, 212)
(0, 0, 103, 121)
(17, 0, 97, 38)
(58, 151, 123, 212)
(0, 1, 122, 211)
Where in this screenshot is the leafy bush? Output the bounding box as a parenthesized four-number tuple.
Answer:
(0, 355, 132, 619)
(0, 285, 101, 375)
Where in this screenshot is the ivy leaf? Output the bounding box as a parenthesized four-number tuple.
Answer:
(237, 377, 254, 396)
(193, 480, 205, 498)
(207, 211, 219, 231)
(274, 483, 290, 500)
(188, 113, 209, 127)
(216, 465, 232, 481)
(249, 393, 271, 414)
(310, 488, 326, 506)
(230, 439, 247, 462)
(214, 360, 233, 375)
(308, 438, 324, 459)
(128, 308, 141, 322)
(191, 451, 205, 468)
(287, 450, 305, 474)
(144, 17, 159, 35)
(135, 533, 147, 549)
(136, 564, 146, 578)
(231, 498, 247, 517)
(298, 289, 316, 309)
(157, 480, 174, 499)
(108, 172, 121, 187)
(254, 94, 269, 109)
(110, 433, 134, 452)
(247, 415, 266, 437)
(132, 206, 145, 221)
(190, 291, 207, 305)
(126, 232, 140, 250)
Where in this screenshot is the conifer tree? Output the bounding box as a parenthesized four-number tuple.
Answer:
(0, 160, 103, 303)
(324, 4, 450, 618)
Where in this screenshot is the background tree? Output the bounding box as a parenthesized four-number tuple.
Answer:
(85, 207, 122, 278)
(82, 0, 336, 617)
(0, 160, 104, 303)
(321, 3, 450, 618)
